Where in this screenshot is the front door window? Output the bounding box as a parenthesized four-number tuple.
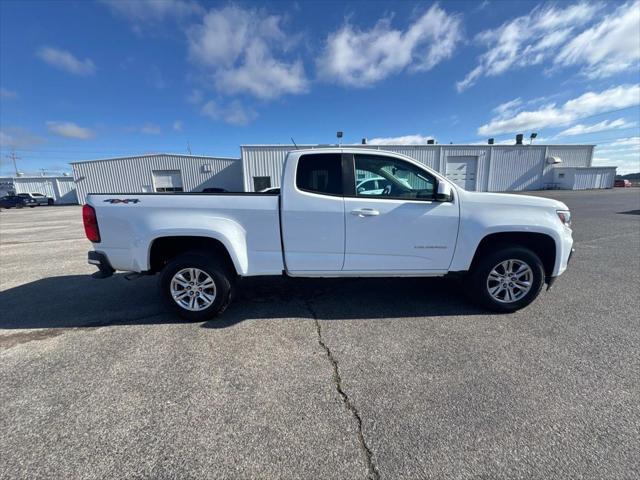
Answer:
(354, 155, 436, 200)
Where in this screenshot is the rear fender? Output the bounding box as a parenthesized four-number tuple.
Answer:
(142, 218, 248, 275)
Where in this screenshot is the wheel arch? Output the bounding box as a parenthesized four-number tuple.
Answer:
(470, 231, 557, 278)
(148, 235, 241, 276)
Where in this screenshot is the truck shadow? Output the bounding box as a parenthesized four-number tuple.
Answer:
(0, 274, 486, 330)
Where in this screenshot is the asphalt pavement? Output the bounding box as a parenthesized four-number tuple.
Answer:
(1, 189, 639, 479)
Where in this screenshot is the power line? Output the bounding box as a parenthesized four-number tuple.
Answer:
(4, 150, 21, 176)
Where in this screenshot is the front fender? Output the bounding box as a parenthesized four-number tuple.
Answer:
(450, 208, 565, 274)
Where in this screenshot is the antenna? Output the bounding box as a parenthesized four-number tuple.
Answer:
(291, 137, 298, 149)
(187, 141, 192, 155)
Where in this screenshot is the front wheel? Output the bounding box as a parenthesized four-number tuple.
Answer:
(159, 252, 234, 321)
(469, 246, 545, 312)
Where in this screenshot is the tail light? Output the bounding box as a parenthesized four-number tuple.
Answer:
(82, 204, 101, 242)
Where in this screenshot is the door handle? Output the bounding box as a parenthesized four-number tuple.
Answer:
(351, 208, 380, 217)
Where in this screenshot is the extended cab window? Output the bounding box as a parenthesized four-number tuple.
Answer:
(354, 154, 436, 200)
(296, 154, 343, 195)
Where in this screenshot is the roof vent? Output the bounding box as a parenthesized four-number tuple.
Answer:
(488, 138, 495, 145)
(515, 134, 524, 145)
(361, 138, 367, 145)
(427, 139, 435, 145)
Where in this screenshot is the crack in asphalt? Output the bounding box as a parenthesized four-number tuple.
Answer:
(304, 299, 380, 480)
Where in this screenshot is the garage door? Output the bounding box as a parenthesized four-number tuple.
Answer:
(152, 170, 183, 192)
(446, 156, 477, 191)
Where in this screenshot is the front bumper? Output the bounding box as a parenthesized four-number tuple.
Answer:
(547, 247, 575, 290)
(88, 251, 114, 279)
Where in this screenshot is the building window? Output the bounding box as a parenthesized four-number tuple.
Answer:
(558, 173, 565, 178)
(152, 170, 184, 192)
(253, 176, 271, 192)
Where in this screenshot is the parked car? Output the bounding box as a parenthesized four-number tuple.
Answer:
(356, 176, 391, 195)
(84, 148, 574, 320)
(0, 195, 32, 209)
(614, 179, 632, 187)
(17, 192, 54, 205)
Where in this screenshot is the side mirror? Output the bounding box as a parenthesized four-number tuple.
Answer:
(436, 181, 453, 202)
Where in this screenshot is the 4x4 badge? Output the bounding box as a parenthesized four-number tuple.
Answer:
(103, 199, 140, 204)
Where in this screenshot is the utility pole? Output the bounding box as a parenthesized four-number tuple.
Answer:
(6, 149, 20, 176)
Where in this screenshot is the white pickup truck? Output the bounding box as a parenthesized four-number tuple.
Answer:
(84, 148, 574, 320)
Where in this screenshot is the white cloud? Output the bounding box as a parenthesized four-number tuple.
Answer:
(187, 5, 308, 99)
(46, 121, 95, 139)
(0, 87, 17, 99)
(187, 89, 204, 104)
(594, 136, 640, 174)
(556, 118, 637, 137)
(201, 100, 257, 126)
(101, 0, 203, 23)
(318, 4, 462, 87)
(141, 123, 161, 135)
(478, 84, 640, 135)
(608, 136, 640, 147)
(36, 47, 96, 76)
(594, 153, 640, 175)
(0, 128, 46, 149)
(493, 98, 523, 117)
(555, 1, 640, 78)
(457, 2, 601, 91)
(173, 120, 183, 132)
(368, 134, 435, 145)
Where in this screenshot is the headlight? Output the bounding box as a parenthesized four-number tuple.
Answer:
(556, 210, 571, 227)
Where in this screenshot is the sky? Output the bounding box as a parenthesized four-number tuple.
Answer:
(1, 0, 639, 175)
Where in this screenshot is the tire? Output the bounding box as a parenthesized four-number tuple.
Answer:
(159, 252, 234, 321)
(469, 245, 545, 312)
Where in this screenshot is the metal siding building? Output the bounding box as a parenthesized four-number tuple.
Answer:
(0, 176, 78, 204)
(72, 154, 242, 204)
(241, 144, 608, 192)
(69, 144, 613, 200)
(553, 167, 617, 190)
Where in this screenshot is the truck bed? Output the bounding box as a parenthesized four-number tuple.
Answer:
(87, 193, 284, 275)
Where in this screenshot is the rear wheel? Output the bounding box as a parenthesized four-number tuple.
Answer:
(159, 252, 234, 321)
(469, 245, 545, 312)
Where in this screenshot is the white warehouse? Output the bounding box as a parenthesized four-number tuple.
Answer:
(0, 175, 78, 204)
(72, 154, 242, 204)
(69, 143, 615, 204)
(241, 144, 615, 192)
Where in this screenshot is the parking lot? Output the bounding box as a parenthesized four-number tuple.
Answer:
(1, 189, 639, 479)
